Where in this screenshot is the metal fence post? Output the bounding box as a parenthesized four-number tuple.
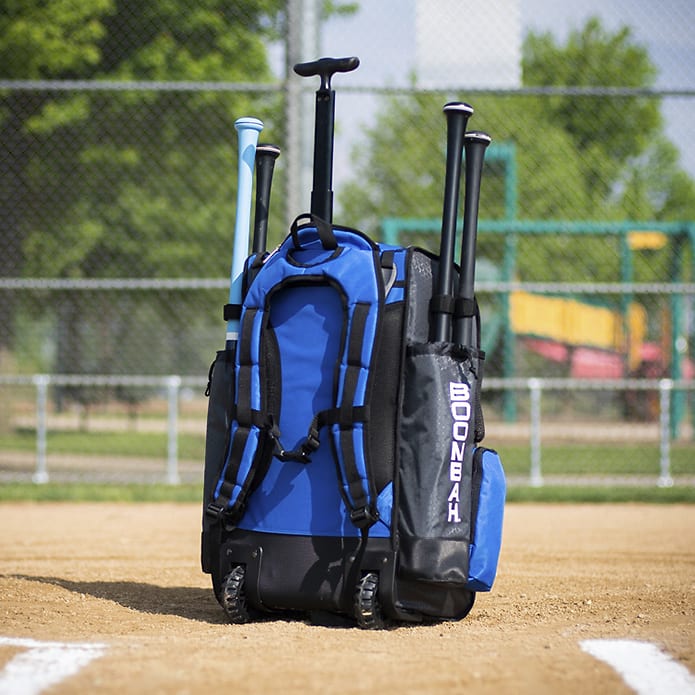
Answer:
(528, 378, 543, 487)
(166, 375, 181, 485)
(32, 374, 50, 484)
(658, 378, 674, 487)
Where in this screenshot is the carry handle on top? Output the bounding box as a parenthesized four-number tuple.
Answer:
(293, 56, 360, 223)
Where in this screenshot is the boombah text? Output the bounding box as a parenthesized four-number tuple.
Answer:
(448, 381, 472, 523)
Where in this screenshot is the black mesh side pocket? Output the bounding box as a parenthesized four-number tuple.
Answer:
(397, 341, 484, 585)
(201, 348, 235, 573)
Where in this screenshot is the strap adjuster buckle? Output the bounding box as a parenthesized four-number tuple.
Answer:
(350, 506, 379, 529)
(205, 502, 225, 520)
(304, 425, 321, 454)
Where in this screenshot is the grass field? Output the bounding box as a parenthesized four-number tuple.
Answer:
(0, 430, 205, 460)
(2, 429, 694, 475)
(1, 427, 694, 504)
(1, 479, 694, 505)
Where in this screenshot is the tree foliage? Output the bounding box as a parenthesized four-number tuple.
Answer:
(0, 0, 283, 373)
(340, 17, 695, 246)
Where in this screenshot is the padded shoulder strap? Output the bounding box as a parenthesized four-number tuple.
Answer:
(327, 299, 381, 528)
(206, 307, 275, 523)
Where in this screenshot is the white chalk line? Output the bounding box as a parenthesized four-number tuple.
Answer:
(0, 637, 107, 695)
(2, 635, 693, 694)
(580, 639, 695, 695)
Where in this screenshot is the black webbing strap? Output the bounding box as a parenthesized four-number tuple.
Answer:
(273, 405, 371, 464)
(290, 213, 338, 251)
(430, 293, 455, 316)
(380, 250, 397, 295)
(454, 296, 483, 352)
(331, 302, 379, 529)
(454, 296, 477, 320)
(223, 303, 242, 322)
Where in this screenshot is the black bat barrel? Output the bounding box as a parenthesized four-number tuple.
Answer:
(430, 102, 474, 343)
(453, 131, 491, 347)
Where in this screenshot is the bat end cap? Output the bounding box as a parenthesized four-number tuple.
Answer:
(234, 117, 264, 132)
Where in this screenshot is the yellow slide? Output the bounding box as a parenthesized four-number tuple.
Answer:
(509, 291, 646, 371)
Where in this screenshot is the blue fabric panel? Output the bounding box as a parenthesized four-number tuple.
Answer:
(386, 287, 404, 303)
(238, 452, 391, 538)
(374, 482, 393, 533)
(238, 446, 352, 536)
(352, 423, 369, 501)
(233, 224, 391, 538)
(213, 423, 260, 507)
(249, 310, 264, 411)
(384, 247, 408, 304)
(240, 281, 347, 535)
(271, 284, 342, 447)
(467, 448, 506, 591)
(238, 276, 390, 538)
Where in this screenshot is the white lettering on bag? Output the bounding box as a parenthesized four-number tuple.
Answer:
(447, 382, 471, 524)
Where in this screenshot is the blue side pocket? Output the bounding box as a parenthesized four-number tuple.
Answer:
(467, 448, 506, 591)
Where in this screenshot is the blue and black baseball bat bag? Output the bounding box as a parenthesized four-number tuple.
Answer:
(201, 58, 506, 628)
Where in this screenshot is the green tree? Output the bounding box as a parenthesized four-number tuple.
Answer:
(0, 0, 114, 353)
(523, 16, 695, 220)
(340, 16, 695, 275)
(1, 0, 283, 379)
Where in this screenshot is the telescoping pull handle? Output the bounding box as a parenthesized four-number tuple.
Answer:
(293, 56, 360, 91)
(293, 56, 360, 223)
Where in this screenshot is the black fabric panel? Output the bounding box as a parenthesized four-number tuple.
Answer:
(214, 528, 475, 621)
(261, 323, 282, 425)
(395, 579, 476, 620)
(367, 302, 403, 496)
(235, 310, 256, 426)
(397, 341, 483, 584)
(405, 250, 437, 343)
(218, 530, 365, 615)
(201, 348, 236, 573)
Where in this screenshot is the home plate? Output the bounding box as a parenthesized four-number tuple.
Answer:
(580, 639, 695, 695)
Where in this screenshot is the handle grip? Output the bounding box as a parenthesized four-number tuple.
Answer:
(252, 144, 281, 255)
(293, 56, 360, 90)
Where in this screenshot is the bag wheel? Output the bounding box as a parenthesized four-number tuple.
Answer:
(221, 565, 250, 624)
(354, 572, 385, 630)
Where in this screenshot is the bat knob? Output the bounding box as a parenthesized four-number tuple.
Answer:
(465, 131, 492, 146)
(443, 102, 474, 117)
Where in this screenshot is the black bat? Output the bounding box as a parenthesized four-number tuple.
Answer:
(252, 144, 281, 254)
(430, 102, 474, 343)
(453, 130, 492, 346)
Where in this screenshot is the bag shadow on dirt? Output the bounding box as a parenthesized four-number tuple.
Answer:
(9, 574, 228, 625)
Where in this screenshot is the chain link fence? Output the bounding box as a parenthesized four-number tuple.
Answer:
(0, 0, 693, 485)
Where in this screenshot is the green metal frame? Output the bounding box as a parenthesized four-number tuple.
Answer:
(381, 142, 693, 435)
(381, 217, 694, 436)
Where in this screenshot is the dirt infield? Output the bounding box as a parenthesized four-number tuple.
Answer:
(1, 502, 693, 694)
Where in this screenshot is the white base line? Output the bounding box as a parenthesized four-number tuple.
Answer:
(580, 639, 695, 695)
(0, 637, 107, 695)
